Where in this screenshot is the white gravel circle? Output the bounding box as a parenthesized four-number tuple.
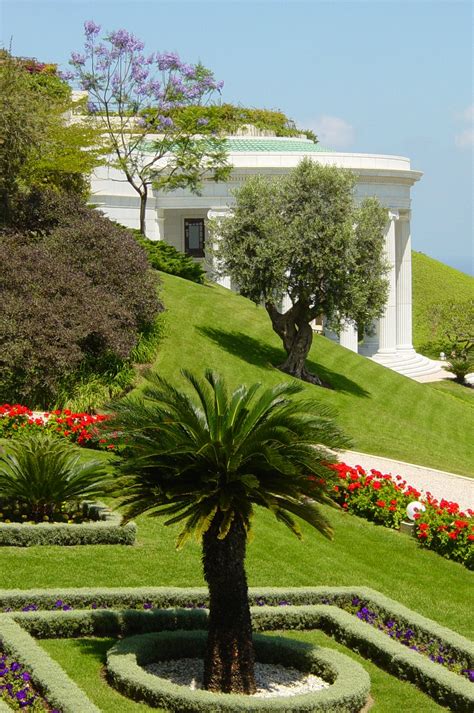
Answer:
(144, 658, 330, 698)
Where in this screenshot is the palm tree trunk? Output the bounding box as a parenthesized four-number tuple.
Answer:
(202, 513, 256, 694)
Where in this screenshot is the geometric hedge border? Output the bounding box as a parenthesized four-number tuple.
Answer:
(0, 586, 473, 712)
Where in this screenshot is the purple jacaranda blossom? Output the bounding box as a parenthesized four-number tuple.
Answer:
(59, 70, 75, 81)
(84, 20, 101, 36)
(156, 51, 182, 71)
(70, 52, 86, 66)
(108, 29, 144, 53)
(157, 115, 174, 129)
(131, 64, 149, 83)
(87, 100, 98, 114)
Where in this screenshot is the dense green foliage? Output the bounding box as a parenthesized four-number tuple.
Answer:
(132, 231, 205, 283)
(0, 192, 162, 407)
(0, 50, 105, 221)
(142, 103, 318, 142)
(212, 159, 389, 384)
(412, 251, 474, 357)
(148, 273, 474, 476)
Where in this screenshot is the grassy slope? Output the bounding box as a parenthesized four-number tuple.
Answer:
(412, 251, 474, 354)
(149, 272, 473, 476)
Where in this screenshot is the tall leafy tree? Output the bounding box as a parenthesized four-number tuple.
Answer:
(211, 159, 389, 386)
(0, 50, 105, 223)
(68, 21, 231, 235)
(106, 370, 348, 694)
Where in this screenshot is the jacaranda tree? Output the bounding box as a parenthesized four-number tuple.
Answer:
(68, 21, 231, 235)
(106, 370, 348, 694)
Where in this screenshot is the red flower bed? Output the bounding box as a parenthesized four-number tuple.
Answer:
(329, 462, 473, 569)
(0, 404, 116, 451)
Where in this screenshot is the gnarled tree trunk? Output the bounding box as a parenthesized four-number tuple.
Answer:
(202, 513, 256, 694)
(266, 301, 326, 386)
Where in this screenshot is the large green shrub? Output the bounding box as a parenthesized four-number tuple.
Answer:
(132, 230, 205, 284)
(0, 191, 162, 407)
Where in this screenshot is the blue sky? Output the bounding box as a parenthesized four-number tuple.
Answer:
(2, 0, 473, 274)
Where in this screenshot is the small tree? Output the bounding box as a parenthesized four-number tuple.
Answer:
(212, 159, 389, 386)
(68, 21, 231, 235)
(431, 300, 474, 384)
(106, 370, 348, 693)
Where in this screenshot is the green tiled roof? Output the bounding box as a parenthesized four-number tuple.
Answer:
(225, 138, 333, 152)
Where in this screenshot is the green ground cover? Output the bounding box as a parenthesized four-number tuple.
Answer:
(147, 272, 473, 476)
(412, 251, 474, 356)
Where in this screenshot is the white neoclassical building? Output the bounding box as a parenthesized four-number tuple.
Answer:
(91, 133, 440, 379)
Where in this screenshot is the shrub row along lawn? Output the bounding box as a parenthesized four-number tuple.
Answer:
(150, 273, 474, 476)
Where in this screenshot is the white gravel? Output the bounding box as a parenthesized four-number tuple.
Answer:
(144, 658, 330, 698)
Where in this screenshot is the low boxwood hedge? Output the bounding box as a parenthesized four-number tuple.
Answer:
(0, 616, 99, 713)
(106, 630, 370, 712)
(0, 502, 136, 546)
(0, 586, 472, 712)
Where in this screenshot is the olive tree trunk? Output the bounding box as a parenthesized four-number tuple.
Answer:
(266, 301, 325, 386)
(202, 513, 256, 694)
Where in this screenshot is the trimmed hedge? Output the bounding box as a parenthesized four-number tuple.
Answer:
(0, 586, 472, 711)
(0, 501, 136, 546)
(106, 630, 370, 712)
(0, 616, 99, 713)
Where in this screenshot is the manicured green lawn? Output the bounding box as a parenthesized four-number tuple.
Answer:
(146, 272, 473, 476)
(40, 631, 449, 713)
(1, 506, 471, 637)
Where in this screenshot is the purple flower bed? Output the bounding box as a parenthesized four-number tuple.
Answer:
(343, 597, 473, 683)
(0, 653, 59, 711)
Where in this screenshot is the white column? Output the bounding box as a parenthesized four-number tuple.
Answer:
(378, 210, 398, 355)
(339, 320, 359, 353)
(207, 208, 231, 289)
(396, 213, 415, 354)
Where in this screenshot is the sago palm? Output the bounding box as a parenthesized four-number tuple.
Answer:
(0, 431, 110, 521)
(107, 369, 349, 694)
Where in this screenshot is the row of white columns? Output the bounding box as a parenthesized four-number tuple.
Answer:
(343, 210, 414, 359)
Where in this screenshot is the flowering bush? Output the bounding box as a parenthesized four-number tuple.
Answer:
(0, 652, 57, 710)
(329, 463, 474, 569)
(0, 404, 116, 450)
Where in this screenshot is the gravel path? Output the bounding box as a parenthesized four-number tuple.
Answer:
(340, 450, 474, 511)
(144, 658, 329, 698)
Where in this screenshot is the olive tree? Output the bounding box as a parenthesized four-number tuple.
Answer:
(212, 158, 390, 386)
